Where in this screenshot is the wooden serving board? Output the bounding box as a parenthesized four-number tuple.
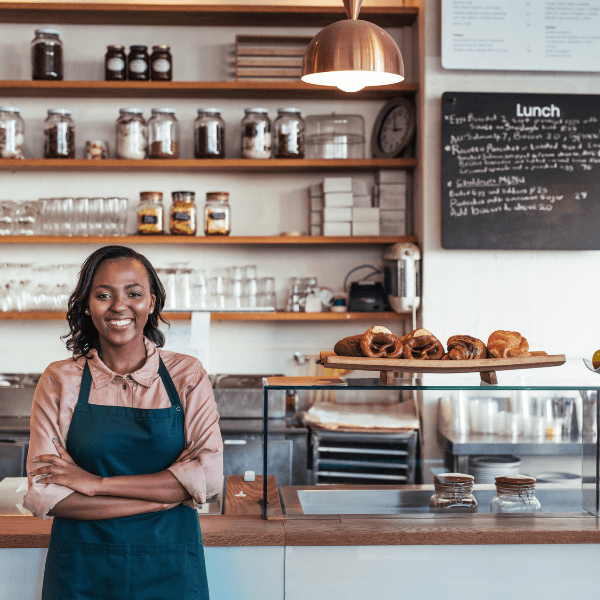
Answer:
(319, 351, 566, 385)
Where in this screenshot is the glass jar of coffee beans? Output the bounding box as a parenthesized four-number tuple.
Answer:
(44, 108, 75, 158)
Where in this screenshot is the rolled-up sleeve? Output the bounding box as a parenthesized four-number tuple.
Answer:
(167, 362, 223, 509)
(23, 369, 75, 519)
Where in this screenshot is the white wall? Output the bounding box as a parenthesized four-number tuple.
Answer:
(0, 19, 411, 375)
(419, 0, 600, 478)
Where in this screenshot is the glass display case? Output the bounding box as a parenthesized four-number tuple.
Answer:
(261, 377, 600, 520)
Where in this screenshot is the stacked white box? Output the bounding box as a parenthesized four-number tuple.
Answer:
(323, 177, 353, 193)
(352, 221, 380, 236)
(323, 222, 352, 236)
(324, 207, 353, 221)
(352, 207, 379, 221)
(375, 170, 407, 185)
(379, 210, 406, 236)
(352, 179, 372, 208)
(308, 184, 323, 236)
(321, 177, 353, 236)
(324, 191, 353, 207)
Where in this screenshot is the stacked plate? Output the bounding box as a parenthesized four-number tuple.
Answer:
(470, 455, 521, 483)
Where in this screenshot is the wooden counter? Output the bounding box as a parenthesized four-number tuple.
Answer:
(2, 513, 600, 548)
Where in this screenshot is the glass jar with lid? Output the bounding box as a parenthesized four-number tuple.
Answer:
(116, 108, 147, 160)
(241, 108, 271, 159)
(194, 109, 225, 158)
(44, 109, 75, 158)
(31, 28, 63, 80)
(0, 107, 25, 159)
(148, 108, 179, 159)
(305, 113, 365, 159)
(105, 45, 126, 81)
(490, 475, 541, 514)
(204, 192, 231, 236)
(429, 473, 477, 513)
(170, 191, 197, 236)
(150, 45, 172, 81)
(137, 191, 165, 235)
(128, 45, 149, 81)
(274, 108, 305, 158)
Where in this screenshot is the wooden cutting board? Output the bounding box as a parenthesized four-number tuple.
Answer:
(319, 351, 566, 385)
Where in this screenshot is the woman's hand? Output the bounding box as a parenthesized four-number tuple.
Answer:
(31, 438, 103, 497)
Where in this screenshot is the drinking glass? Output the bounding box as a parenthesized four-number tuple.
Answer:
(0, 200, 16, 235)
(257, 277, 276, 308)
(209, 276, 226, 310)
(190, 269, 207, 309)
(89, 197, 105, 236)
(15, 201, 36, 235)
(117, 198, 129, 236)
(175, 268, 192, 310)
(227, 277, 243, 309)
(74, 197, 90, 236)
(56, 197, 74, 237)
(105, 197, 120, 236)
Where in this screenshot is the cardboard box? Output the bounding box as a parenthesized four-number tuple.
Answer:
(323, 221, 352, 236)
(351, 179, 369, 197)
(352, 221, 380, 236)
(324, 191, 353, 207)
(323, 177, 353, 193)
(377, 184, 407, 210)
(379, 210, 406, 236)
(376, 170, 407, 185)
(323, 207, 353, 221)
(353, 195, 372, 208)
(352, 207, 380, 222)
(310, 224, 322, 236)
(310, 211, 322, 226)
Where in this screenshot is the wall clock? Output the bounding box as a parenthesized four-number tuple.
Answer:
(371, 97, 416, 159)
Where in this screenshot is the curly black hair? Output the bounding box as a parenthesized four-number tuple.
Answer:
(61, 245, 169, 358)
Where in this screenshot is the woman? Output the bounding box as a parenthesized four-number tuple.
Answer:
(24, 245, 223, 600)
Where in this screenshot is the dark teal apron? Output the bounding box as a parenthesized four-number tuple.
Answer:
(41, 358, 210, 600)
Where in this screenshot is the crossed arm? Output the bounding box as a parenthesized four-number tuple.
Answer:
(31, 438, 196, 520)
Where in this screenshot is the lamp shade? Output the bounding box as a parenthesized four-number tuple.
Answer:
(302, 19, 404, 93)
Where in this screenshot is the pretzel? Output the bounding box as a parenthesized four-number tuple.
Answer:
(400, 328, 444, 360)
(442, 335, 487, 360)
(360, 326, 403, 358)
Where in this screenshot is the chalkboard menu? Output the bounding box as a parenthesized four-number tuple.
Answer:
(441, 92, 600, 249)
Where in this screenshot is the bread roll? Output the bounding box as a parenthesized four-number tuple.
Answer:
(487, 330, 531, 358)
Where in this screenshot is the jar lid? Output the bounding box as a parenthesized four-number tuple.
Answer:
(206, 191, 229, 201)
(119, 108, 143, 115)
(130, 45, 148, 51)
(277, 108, 302, 114)
(434, 473, 474, 485)
(151, 108, 176, 114)
(35, 28, 60, 35)
(152, 45, 170, 51)
(172, 190, 195, 195)
(197, 108, 221, 115)
(107, 44, 125, 51)
(0, 107, 20, 113)
(495, 475, 536, 486)
(140, 191, 163, 201)
(244, 108, 269, 114)
(47, 108, 71, 115)
(172, 191, 195, 201)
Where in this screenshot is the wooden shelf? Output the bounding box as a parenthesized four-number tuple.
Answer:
(0, 311, 405, 322)
(0, 235, 417, 245)
(0, 158, 417, 172)
(0, 80, 419, 100)
(0, 3, 418, 28)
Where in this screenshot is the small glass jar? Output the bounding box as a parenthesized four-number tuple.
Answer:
(0, 107, 25, 159)
(44, 109, 75, 159)
(31, 28, 63, 81)
(128, 45, 149, 81)
(429, 473, 477, 513)
(274, 108, 305, 158)
(490, 475, 541, 514)
(150, 45, 172, 81)
(194, 108, 225, 158)
(241, 108, 271, 159)
(137, 191, 165, 235)
(105, 45, 126, 81)
(170, 191, 197, 236)
(116, 108, 147, 160)
(148, 108, 179, 159)
(204, 192, 231, 236)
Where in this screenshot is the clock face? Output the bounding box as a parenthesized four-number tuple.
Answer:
(371, 98, 416, 159)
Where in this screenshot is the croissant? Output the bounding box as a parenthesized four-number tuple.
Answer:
(400, 328, 445, 360)
(442, 335, 487, 360)
(487, 330, 531, 358)
(334, 326, 403, 358)
(360, 326, 403, 358)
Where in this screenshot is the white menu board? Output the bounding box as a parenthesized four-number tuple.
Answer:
(442, 0, 600, 72)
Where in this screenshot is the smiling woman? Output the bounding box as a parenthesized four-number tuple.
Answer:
(23, 245, 223, 600)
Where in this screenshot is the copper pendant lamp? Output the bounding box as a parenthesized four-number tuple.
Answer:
(301, 0, 404, 93)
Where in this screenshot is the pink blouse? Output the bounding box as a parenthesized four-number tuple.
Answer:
(23, 337, 223, 519)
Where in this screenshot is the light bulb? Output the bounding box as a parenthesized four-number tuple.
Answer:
(336, 81, 366, 93)
(302, 70, 403, 92)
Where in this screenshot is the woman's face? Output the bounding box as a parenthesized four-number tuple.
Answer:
(88, 258, 156, 351)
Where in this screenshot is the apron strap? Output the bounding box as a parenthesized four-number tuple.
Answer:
(76, 356, 182, 408)
(158, 356, 182, 408)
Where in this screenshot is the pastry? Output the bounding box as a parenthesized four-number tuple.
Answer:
(360, 326, 403, 358)
(442, 335, 487, 360)
(487, 330, 531, 358)
(334, 326, 403, 359)
(400, 328, 444, 360)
